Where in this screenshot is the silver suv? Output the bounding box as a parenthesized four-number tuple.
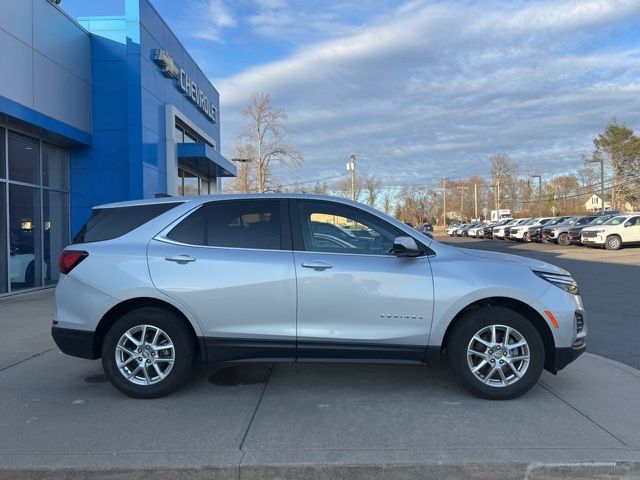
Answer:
(52, 195, 586, 400)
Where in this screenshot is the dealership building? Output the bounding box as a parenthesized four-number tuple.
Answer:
(0, 0, 236, 295)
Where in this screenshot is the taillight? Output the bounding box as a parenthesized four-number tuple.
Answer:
(58, 250, 88, 275)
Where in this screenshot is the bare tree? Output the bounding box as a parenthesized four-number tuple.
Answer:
(361, 174, 382, 207)
(236, 92, 303, 193)
(225, 143, 256, 193)
(490, 154, 519, 211)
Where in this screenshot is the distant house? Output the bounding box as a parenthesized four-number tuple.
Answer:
(585, 193, 636, 213)
(585, 193, 611, 212)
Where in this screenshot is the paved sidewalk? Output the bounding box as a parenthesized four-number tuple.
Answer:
(1, 290, 640, 479)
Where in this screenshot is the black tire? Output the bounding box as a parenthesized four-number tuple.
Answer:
(557, 233, 569, 246)
(25, 261, 35, 288)
(101, 307, 196, 399)
(447, 306, 545, 400)
(523, 232, 530, 242)
(605, 234, 622, 251)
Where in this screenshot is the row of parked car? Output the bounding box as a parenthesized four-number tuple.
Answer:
(446, 212, 640, 250)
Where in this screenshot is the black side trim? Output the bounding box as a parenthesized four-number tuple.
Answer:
(51, 327, 99, 360)
(205, 338, 296, 362)
(204, 338, 427, 364)
(297, 341, 426, 363)
(553, 344, 586, 372)
(424, 345, 443, 366)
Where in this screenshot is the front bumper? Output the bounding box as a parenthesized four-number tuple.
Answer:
(51, 326, 99, 360)
(553, 343, 586, 372)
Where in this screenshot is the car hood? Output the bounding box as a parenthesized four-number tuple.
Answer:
(456, 247, 570, 275)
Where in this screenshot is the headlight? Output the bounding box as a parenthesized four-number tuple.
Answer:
(534, 271, 579, 295)
(592, 229, 605, 234)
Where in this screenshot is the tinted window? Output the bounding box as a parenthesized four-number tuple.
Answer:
(206, 200, 282, 249)
(74, 203, 181, 243)
(167, 207, 205, 245)
(297, 201, 403, 255)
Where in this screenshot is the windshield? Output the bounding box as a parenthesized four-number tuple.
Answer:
(603, 216, 626, 226)
(559, 217, 580, 226)
(587, 216, 612, 226)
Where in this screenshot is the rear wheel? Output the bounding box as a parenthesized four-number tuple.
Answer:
(102, 307, 195, 398)
(605, 234, 622, 250)
(448, 306, 545, 400)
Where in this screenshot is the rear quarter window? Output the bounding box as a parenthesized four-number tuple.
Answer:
(74, 203, 182, 243)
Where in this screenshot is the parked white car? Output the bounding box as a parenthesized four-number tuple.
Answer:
(493, 218, 526, 239)
(581, 214, 640, 250)
(510, 218, 553, 242)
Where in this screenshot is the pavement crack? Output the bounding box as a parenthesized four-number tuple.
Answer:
(538, 382, 630, 448)
(0, 347, 56, 373)
(238, 363, 275, 451)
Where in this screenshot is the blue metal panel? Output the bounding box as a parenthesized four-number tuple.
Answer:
(33, 1, 92, 83)
(177, 143, 237, 177)
(0, 28, 34, 108)
(0, 0, 32, 44)
(0, 95, 92, 145)
(33, 52, 92, 133)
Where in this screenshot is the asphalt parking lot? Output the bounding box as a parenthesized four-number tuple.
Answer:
(1, 242, 640, 479)
(439, 235, 640, 370)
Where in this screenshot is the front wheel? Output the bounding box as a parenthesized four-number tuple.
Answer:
(557, 233, 570, 246)
(523, 232, 530, 242)
(605, 235, 622, 250)
(448, 306, 545, 400)
(102, 307, 195, 398)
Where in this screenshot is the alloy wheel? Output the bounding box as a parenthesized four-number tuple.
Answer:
(115, 325, 175, 385)
(466, 324, 530, 387)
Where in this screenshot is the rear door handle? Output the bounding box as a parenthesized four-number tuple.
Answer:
(301, 261, 333, 270)
(165, 254, 196, 263)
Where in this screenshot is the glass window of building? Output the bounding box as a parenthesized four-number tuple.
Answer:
(1, 128, 70, 295)
(9, 184, 42, 291)
(9, 131, 40, 184)
(43, 143, 69, 190)
(0, 183, 7, 294)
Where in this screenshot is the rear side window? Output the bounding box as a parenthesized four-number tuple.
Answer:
(74, 203, 181, 243)
(166, 200, 282, 250)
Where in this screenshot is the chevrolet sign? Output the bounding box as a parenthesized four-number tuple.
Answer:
(153, 49, 217, 124)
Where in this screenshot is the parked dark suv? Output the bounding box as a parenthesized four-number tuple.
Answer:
(542, 216, 597, 246)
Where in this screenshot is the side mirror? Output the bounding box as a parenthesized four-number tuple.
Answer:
(393, 236, 423, 257)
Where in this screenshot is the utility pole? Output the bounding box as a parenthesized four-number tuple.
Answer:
(474, 184, 478, 220)
(531, 174, 542, 217)
(442, 178, 448, 226)
(346, 153, 357, 201)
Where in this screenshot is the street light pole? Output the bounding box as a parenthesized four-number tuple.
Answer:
(531, 174, 542, 217)
(585, 158, 605, 213)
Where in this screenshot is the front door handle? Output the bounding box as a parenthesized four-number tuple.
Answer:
(165, 254, 196, 263)
(301, 261, 333, 270)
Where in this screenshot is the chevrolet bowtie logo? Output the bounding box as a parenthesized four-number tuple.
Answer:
(153, 49, 179, 79)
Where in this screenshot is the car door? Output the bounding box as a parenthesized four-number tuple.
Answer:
(147, 199, 297, 361)
(624, 216, 640, 242)
(291, 199, 434, 362)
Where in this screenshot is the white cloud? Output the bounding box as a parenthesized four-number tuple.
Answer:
(191, 0, 237, 43)
(215, 0, 640, 184)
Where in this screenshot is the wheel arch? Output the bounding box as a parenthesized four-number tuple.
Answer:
(434, 296, 556, 372)
(93, 297, 205, 362)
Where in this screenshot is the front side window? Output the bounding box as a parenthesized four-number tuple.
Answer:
(297, 201, 402, 255)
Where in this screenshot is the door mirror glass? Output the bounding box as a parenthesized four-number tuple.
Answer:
(393, 236, 423, 257)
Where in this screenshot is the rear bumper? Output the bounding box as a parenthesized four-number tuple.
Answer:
(51, 326, 99, 360)
(553, 343, 586, 372)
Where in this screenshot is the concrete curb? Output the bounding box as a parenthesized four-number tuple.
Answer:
(2, 461, 640, 480)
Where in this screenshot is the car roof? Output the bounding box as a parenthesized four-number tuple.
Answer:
(95, 193, 368, 209)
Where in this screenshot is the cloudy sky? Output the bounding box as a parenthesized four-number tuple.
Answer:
(62, 0, 640, 187)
